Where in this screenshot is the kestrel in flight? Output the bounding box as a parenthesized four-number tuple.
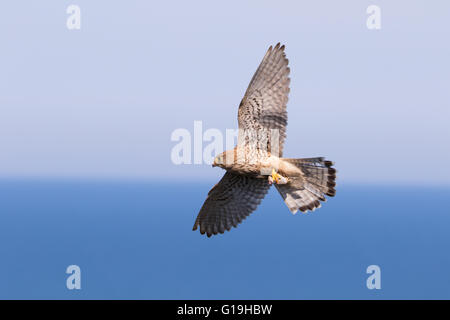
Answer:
(193, 43, 336, 237)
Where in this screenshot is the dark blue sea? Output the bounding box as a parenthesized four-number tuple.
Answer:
(0, 180, 449, 299)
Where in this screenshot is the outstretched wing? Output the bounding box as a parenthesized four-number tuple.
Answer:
(193, 172, 270, 237)
(238, 43, 290, 157)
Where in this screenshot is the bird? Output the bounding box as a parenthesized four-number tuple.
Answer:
(193, 43, 336, 237)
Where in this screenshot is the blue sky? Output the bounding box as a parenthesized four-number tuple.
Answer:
(0, 1, 449, 185)
(1, 1, 450, 300)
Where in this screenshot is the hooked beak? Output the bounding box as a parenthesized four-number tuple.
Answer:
(212, 159, 217, 167)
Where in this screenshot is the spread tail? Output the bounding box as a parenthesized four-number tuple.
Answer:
(275, 157, 336, 214)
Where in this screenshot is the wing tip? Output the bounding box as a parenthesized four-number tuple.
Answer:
(268, 42, 287, 53)
(272, 42, 286, 50)
(192, 223, 225, 238)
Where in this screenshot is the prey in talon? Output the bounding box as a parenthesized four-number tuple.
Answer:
(269, 168, 289, 185)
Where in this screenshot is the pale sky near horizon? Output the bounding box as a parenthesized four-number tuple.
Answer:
(0, 1, 449, 185)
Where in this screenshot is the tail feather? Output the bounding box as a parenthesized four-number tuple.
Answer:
(275, 157, 336, 214)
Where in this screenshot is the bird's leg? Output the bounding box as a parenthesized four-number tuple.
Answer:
(269, 168, 289, 185)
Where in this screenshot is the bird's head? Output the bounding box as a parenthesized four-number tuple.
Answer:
(213, 150, 237, 169)
(212, 152, 225, 168)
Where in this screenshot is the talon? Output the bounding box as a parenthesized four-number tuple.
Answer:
(271, 169, 279, 183)
(271, 168, 289, 184)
